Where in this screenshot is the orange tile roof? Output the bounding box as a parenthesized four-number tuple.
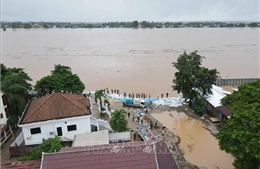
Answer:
(21, 93, 90, 124)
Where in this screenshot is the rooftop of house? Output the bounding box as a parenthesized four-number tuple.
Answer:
(1, 160, 41, 169)
(203, 85, 231, 107)
(216, 106, 232, 118)
(41, 140, 179, 169)
(72, 130, 109, 147)
(20, 93, 91, 124)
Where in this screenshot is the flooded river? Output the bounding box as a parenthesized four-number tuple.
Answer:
(2, 28, 259, 97)
(152, 111, 234, 169)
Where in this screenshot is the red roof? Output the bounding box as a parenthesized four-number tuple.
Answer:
(21, 93, 90, 124)
(42, 141, 179, 169)
(1, 160, 41, 169)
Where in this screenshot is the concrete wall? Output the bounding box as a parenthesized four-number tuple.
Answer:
(215, 78, 259, 86)
(19, 115, 91, 145)
(109, 131, 131, 142)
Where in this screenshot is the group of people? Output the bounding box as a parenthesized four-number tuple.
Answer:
(105, 88, 120, 95)
(158, 93, 169, 99)
(130, 113, 144, 124)
(104, 87, 170, 99)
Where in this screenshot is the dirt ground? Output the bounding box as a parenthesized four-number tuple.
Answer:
(106, 98, 221, 169)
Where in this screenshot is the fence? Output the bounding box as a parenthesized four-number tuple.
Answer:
(9, 145, 38, 157)
(215, 78, 260, 86)
(1, 124, 12, 144)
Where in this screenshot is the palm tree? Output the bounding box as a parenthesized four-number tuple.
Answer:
(1, 65, 32, 126)
(109, 109, 128, 132)
(94, 89, 106, 113)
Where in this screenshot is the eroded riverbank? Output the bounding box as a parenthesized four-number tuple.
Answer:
(148, 105, 234, 169)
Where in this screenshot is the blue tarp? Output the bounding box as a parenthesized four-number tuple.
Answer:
(110, 97, 157, 103)
(143, 98, 157, 103)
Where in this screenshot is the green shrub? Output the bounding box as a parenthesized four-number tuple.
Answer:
(21, 136, 61, 161)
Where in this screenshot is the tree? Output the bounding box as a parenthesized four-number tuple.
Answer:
(109, 109, 128, 132)
(1, 64, 32, 121)
(1, 63, 9, 78)
(193, 98, 205, 116)
(23, 23, 32, 29)
(22, 136, 61, 161)
(35, 64, 85, 96)
(131, 20, 139, 28)
(172, 51, 218, 106)
(94, 89, 106, 114)
(217, 80, 260, 169)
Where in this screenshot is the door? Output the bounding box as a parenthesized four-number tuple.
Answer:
(56, 127, 63, 136)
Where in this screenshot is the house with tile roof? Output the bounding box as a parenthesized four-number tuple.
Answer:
(18, 93, 108, 145)
(41, 140, 180, 169)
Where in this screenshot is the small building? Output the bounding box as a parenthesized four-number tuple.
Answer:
(41, 140, 180, 169)
(0, 91, 12, 144)
(202, 85, 232, 122)
(18, 93, 103, 145)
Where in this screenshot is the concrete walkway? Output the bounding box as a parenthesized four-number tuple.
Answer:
(90, 97, 144, 141)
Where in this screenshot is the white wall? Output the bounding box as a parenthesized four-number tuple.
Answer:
(109, 131, 131, 142)
(19, 115, 92, 145)
(0, 92, 8, 127)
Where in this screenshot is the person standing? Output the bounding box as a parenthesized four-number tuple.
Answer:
(162, 129, 165, 137)
(137, 116, 140, 123)
(150, 121, 153, 129)
(128, 112, 130, 118)
(154, 121, 157, 128)
(166, 93, 169, 98)
(133, 131, 137, 141)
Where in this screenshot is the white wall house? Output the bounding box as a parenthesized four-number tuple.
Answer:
(0, 91, 8, 127)
(18, 93, 98, 145)
(0, 91, 12, 144)
(20, 115, 93, 145)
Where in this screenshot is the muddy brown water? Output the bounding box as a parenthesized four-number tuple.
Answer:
(152, 111, 235, 169)
(2, 28, 259, 97)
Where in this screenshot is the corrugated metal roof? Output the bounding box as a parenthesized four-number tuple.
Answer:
(72, 130, 109, 147)
(203, 85, 231, 107)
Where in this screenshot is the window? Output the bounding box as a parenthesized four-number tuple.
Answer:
(67, 125, 77, 131)
(30, 127, 41, 135)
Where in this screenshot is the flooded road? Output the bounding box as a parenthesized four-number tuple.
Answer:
(152, 111, 234, 169)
